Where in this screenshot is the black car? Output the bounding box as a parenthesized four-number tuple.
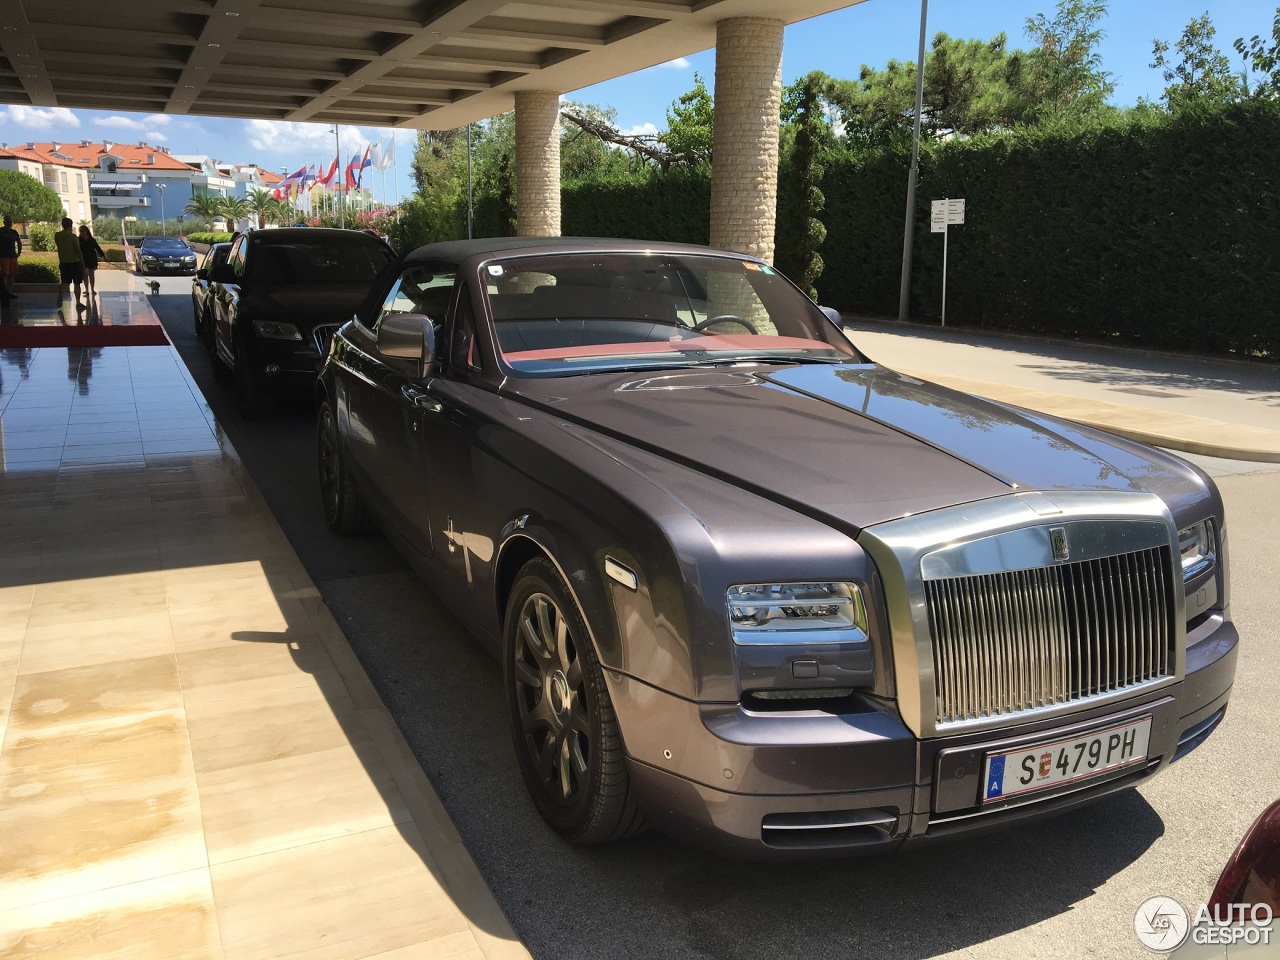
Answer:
(191, 241, 231, 352)
(316, 237, 1237, 859)
(207, 227, 395, 418)
(135, 236, 197, 276)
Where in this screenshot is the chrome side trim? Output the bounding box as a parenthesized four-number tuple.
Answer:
(858, 491, 1186, 739)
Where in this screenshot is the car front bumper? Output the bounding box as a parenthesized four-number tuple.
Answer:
(610, 614, 1237, 860)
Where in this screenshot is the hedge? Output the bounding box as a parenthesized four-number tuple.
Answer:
(15, 262, 58, 283)
(187, 231, 234, 245)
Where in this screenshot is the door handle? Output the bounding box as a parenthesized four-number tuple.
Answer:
(400, 384, 443, 413)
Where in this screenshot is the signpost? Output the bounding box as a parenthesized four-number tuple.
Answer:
(931, 197, 965, 326)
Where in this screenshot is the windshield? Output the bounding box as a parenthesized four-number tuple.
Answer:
(485, 252, 858, 376)
(249, 238, 393, 286)
(142, 237, 189, 251)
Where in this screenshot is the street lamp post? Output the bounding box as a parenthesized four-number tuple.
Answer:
(157, 182, 167, 235)
(332, 125, 345, 229)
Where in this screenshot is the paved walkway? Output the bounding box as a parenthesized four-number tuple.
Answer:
(844, 320, 1280, 462)
(0, 268, 530, 959)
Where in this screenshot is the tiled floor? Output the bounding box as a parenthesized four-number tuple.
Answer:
(0, 344, 529, 959)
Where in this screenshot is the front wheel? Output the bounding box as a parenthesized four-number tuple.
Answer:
(317, 401, 371, 534)
(504, 558, 646, 844)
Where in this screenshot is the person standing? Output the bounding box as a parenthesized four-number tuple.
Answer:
(78, 225, 107, 298)
(54, 217, 85, 309)
(0, 214, 20, 302)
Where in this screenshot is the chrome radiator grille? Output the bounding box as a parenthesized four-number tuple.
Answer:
(925, 546, 1175, 725)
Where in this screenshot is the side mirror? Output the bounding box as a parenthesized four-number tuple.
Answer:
(819, 305, 843, 326)
(377, 313, 436, 370)
(196, 268, 208, 281)
(208, 264, 235, 284)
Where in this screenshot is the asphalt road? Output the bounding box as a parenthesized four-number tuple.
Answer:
(148, 275, 1280, 960)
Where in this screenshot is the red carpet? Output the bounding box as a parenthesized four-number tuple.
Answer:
(0, 291, 170, 348)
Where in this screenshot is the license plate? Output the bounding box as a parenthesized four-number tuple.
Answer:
(982, 717, 1151, 803)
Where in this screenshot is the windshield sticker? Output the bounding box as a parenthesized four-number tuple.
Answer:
(487, 265, 504, 277)
(743, 262, 762, 272)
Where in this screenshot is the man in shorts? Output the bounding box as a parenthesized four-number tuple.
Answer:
(53, 217, 85, 309)
(0, 214, 20, 302)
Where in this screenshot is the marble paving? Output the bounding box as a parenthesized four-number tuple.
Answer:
(0, 345, 528, 960)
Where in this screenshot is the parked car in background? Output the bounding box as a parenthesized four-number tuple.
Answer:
(135, 236, 197, 276)
(207, 227, 394, 418)
(316, 237, 1238, 858)
(191, 242, 232, 352)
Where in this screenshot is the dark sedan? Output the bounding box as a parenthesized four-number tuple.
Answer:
(207, 227, 394, 418)
(136, 235, 197, 275)
(191, 241, 231, 352)
(316, 237, 1238, 859)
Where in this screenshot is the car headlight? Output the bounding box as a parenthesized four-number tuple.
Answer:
(1178, 520, 1215, 580)
(252, 320, 303, 341)
(727, 582, 868, 643)
(142, 255, 157, 261)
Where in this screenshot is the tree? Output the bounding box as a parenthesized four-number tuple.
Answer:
(827, 33, 1025, 144)
(778, 72, 833, 298)
(1234, 7, 1280, 95)
(1011, 0, 1116, 122)
(1152, 13, 1246, 109)
(661, 73, 714, 165)
(185, 191, 224, 225)
(246, 187, 276, 228)
(220, 195, 252, 225)
(0, 169, 66, 224)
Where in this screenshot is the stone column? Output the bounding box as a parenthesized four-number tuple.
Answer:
(709, 17, 784, 263)
(515, 90, 561, 237)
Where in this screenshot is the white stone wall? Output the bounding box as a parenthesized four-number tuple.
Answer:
(709, 17, 784, 264)
(515, 90, 561, 237)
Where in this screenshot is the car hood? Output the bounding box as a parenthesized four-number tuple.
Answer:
(503, 363, 1199, 531)
(240, 285, 369, 329)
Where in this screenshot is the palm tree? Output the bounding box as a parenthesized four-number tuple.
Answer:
(185, 192, 224, 227)
(247, 187, 276, 228)
(219, 195, 253, 229)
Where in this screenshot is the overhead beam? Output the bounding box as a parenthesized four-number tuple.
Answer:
(168, 0, 261, 114)
(285, 0, 509, 122)
(0, 0, 55, 106)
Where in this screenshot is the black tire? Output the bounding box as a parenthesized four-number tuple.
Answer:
(200, 306, 216, 354)
(317, 401, 371, 534)
(210, 338, 233, 383)
(504, 558, 646, 844)
(233, 338, 273, 419)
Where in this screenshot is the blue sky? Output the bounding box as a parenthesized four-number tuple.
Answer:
(1, 0, 1275, 204)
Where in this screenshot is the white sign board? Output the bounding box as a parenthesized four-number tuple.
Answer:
(947, 198, 965, 224)
(931, 200, 948, 233)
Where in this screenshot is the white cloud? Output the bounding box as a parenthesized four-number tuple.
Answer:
(94, 113, 172, 132)
(658, 57, 691, 69)
(2, 105, 80, 129)
(246, 119, 362, 153)
(621, 122, 659, 137)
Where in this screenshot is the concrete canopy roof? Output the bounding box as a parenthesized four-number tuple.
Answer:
(0, 0, 864, 131)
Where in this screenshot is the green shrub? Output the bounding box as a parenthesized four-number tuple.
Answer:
(187, 231, 234, 245)
(103, 248, 128, 263)
(15, 262, 58, 283)
(26, 222, 56, 252)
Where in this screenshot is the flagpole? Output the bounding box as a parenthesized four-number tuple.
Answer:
(392, 131, 399, 208)
(334, 124, 345, 230)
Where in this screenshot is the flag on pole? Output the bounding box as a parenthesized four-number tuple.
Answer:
(357, 144, 373, 188)
(120, 219, 134, 265)
(344, 152, 361, 191)
(274, 164, 308, 200)
(369, 140, 384, 173)
(317, 155, 338, 188)
(377, 135, 394, 172)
